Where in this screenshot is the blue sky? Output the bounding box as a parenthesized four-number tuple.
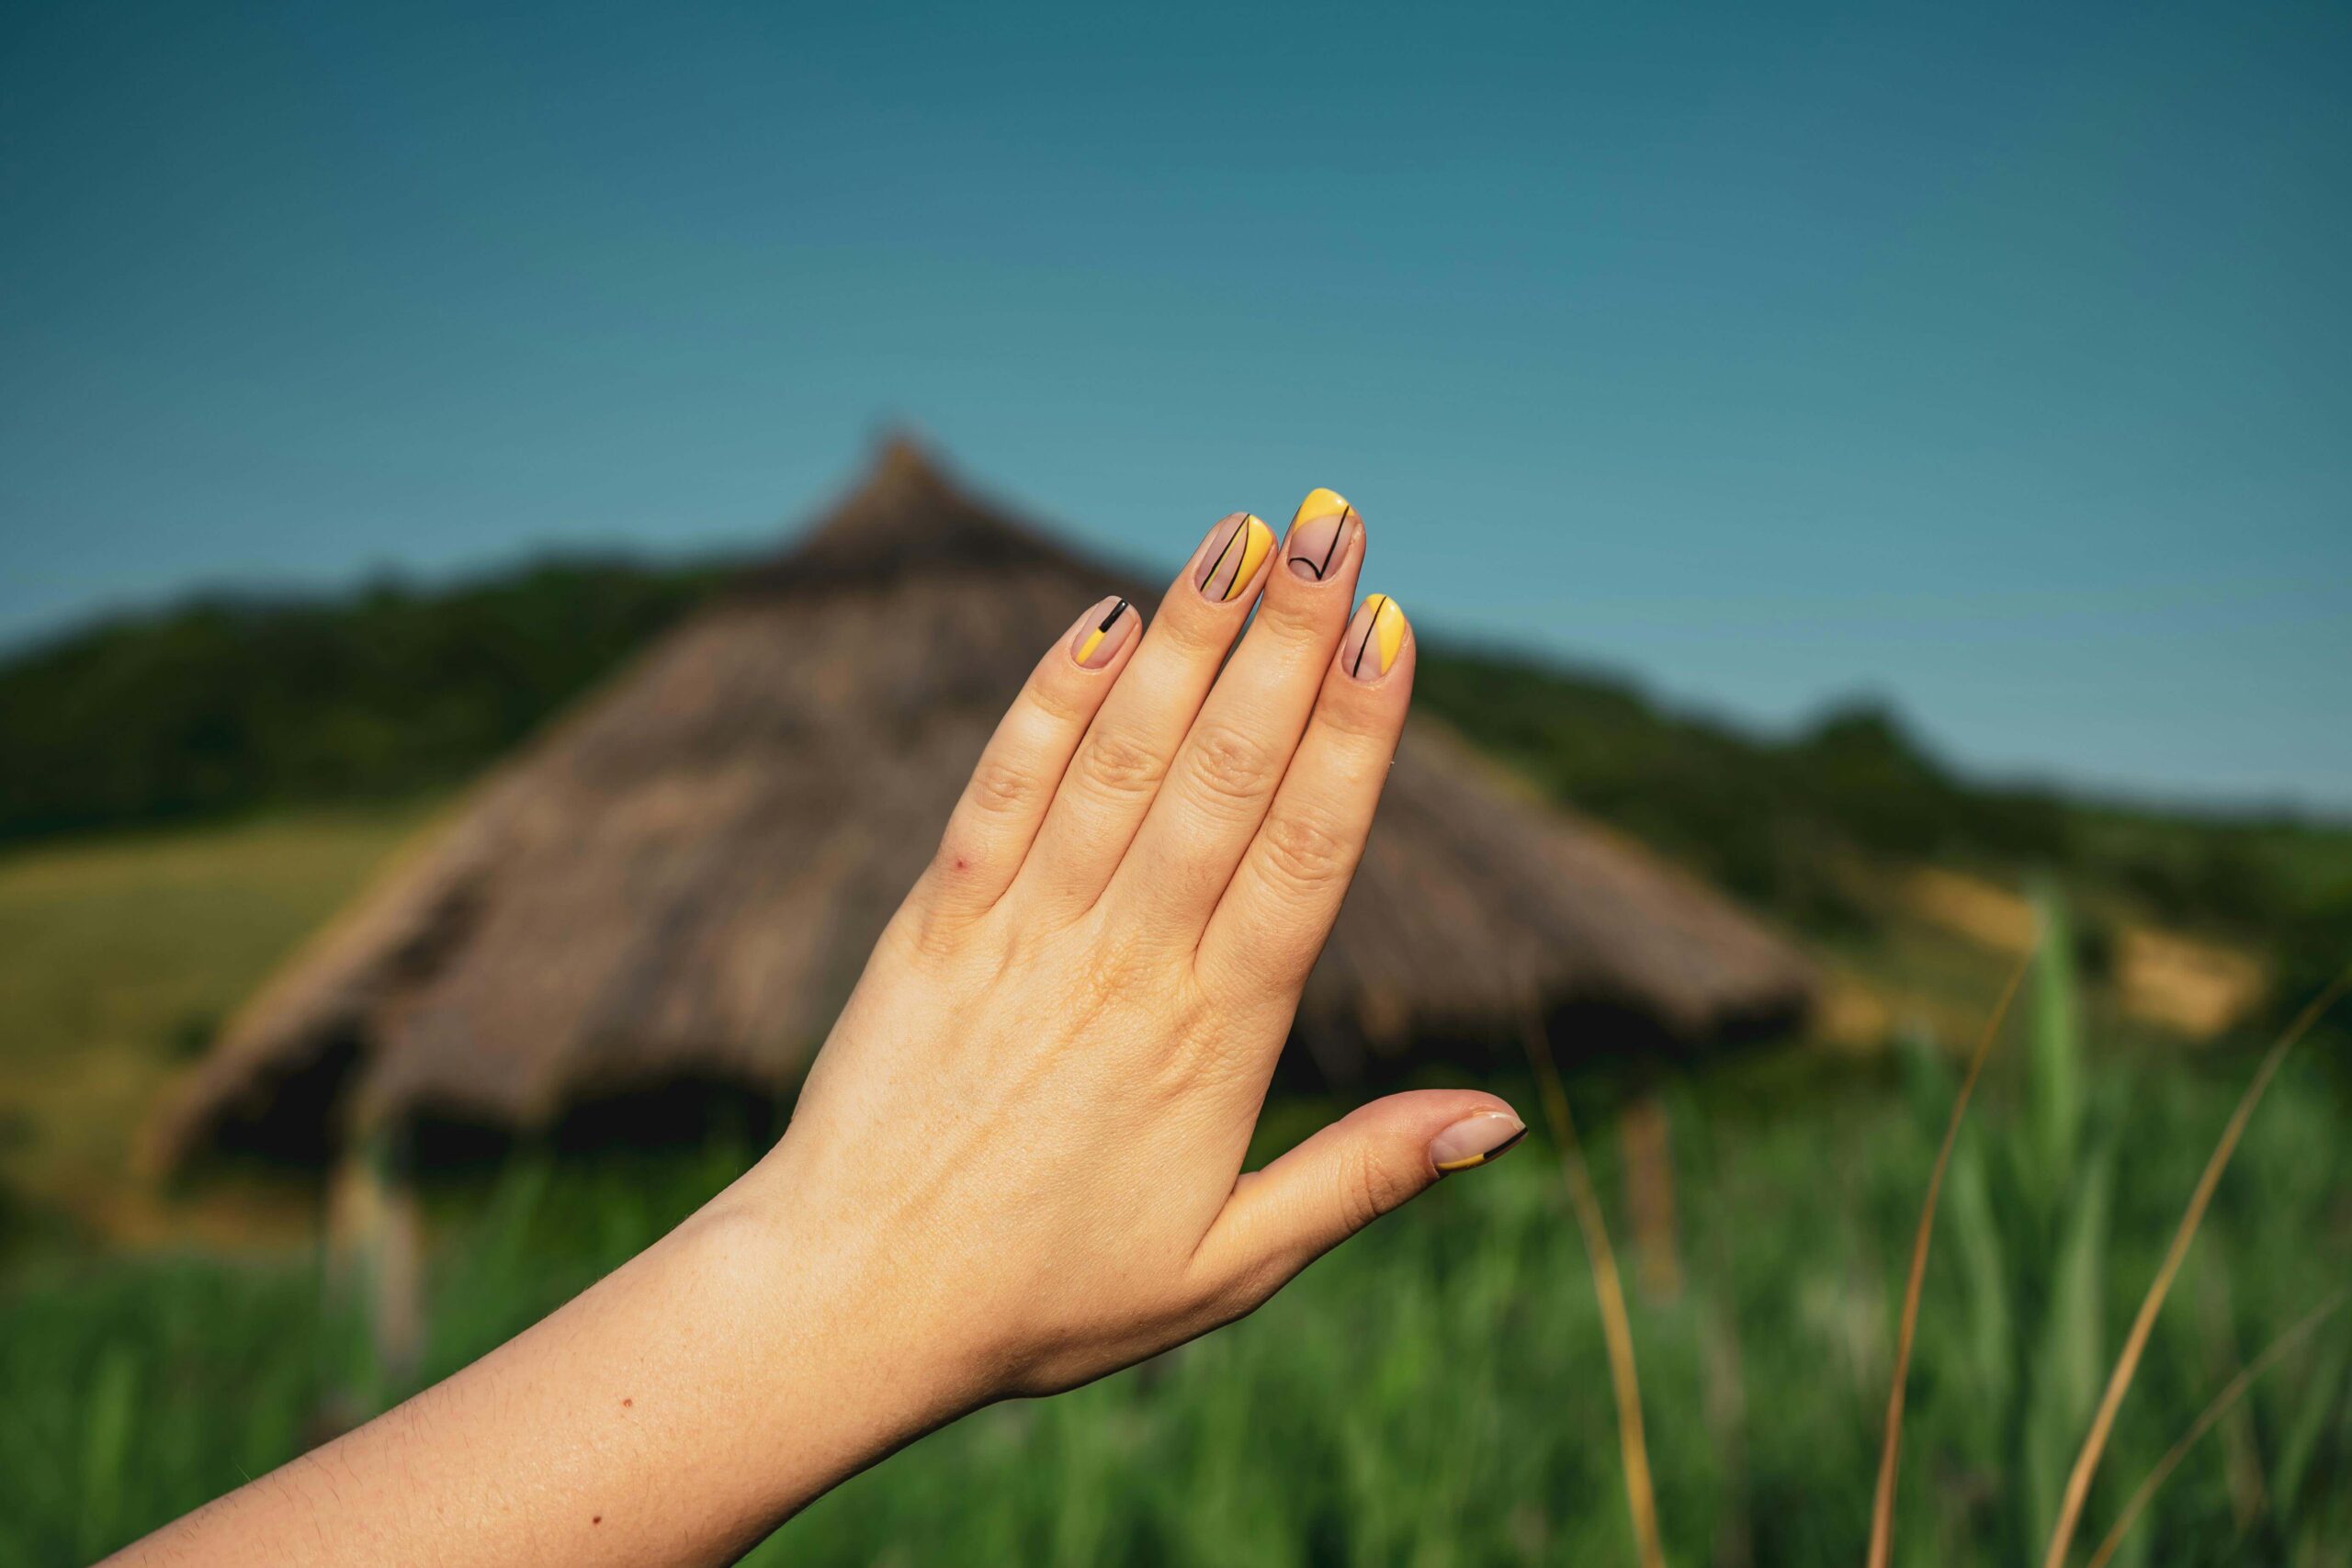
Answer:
(4, 0, 2346, 809)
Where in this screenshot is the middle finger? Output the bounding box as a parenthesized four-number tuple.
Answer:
(1103, 488, 1366, 942)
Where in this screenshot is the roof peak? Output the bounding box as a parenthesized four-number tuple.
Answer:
(744, 433, 1079, 592)
(864, 428, 956, 500)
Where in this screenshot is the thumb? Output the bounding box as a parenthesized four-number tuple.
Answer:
(1192, 1090, 1528, 1310)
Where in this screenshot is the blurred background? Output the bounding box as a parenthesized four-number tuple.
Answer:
(3, 2, 2348, 1563)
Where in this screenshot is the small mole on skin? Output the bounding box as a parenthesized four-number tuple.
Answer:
(592, 1517, 603, 1526)
(621, 1397, 633, 1407)
(955, 856, 968, 871)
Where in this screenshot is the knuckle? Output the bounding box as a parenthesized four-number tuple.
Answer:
(1250, 590, 1325, 644)
(1075, 729, 1167, 801)
(1312, 693, 1396, 744)
(965, 755, 1041, 820)
(1337, 1145, 1411, 1234)
(1198, 1258, 1283, 1329)
(1157, 601, 1231, 657)
(1182, 724, 1278, 812)
(1025, 676, 1092, 729)
(1255, 804, 1355, 893)
(887, 893, 967, 962)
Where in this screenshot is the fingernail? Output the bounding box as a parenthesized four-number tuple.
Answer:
(1070, 596, 1136, 669)
(1194, 513, 1274, 603)
(1285, 488, 1357, 581)
(1342, 594, 1407, 680)
(1430, 1111, 1527, 1174)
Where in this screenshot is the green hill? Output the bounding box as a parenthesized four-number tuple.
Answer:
(0, 562, 725, 842)
(3, 557, 2346, 1010)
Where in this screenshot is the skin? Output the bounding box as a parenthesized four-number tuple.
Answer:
(115, 496, 1524, 1568)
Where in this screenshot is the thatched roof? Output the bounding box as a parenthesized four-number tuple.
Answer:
(151, 441, 1814, 1170)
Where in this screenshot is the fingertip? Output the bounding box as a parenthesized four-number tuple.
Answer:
(1193, 513, 1276, 604)
(1069, 594, 1140, 670)
(1340, 593, 1410, 683)
(1283, 489, 1363, 584)
(1429, 1108, 1528, 1174)
(1190, 1088, 1524, 1320)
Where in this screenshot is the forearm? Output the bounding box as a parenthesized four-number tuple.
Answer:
(117, 1170, 973, 1568)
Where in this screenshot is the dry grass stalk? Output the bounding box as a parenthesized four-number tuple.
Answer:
(2038, 965, 2352, 1568)
(1622, 1090, 1684, 1303)
(1521, 1008, 1667, 1568)
(2081, 1289, 2346, 1568)
(1864, 949, 2035, 1568)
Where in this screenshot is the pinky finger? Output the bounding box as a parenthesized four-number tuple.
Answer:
(919, 594, 1141, 919)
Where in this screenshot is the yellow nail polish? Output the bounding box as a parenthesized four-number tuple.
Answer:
(1286, 488, 1356, 581)
(1433, 1127, 1527, 1172)
(1430, 1115, 1528, 1172)
(1228, 517, 1274, 600)
(1070, 596, 1133, 668)
(1197, 513, 1274, 602)
(1346, 594, 1407, 679)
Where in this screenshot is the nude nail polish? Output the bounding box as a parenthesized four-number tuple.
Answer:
(1430, 1111, 1527, 1173)
(1071, 596, 1135, 668)
(1285, 488, 1356, 581)
(1342, 594, 1407, 680)
(1195, 513, 1274, 603)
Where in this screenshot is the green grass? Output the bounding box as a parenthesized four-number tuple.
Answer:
(0, 797, 2345, 1564)
(0, 802, 438, 1230)
(5, 1021, 2346, 1567)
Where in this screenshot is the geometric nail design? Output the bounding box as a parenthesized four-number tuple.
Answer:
(1195, 513, 1275, 603)
(1342, 593, 1407, 680)
(1430, 1111, 1529, 1173)
(1071, 596, 1136, 668)
(1285, 488, 1356, 581)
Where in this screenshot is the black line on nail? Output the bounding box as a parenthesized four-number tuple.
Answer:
(1096, 597, 1128, 633)
(1350, 595, 1386, 676)
(1480, 1126, 1529, 1164)
(1223, 518, 1262, 602)
(1202, 517, 1245, 597)
(1315, 505, 1350, 580)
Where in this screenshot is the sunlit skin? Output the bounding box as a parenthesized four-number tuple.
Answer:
(113, 491, 1524, 1568)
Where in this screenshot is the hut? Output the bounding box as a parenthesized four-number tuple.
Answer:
(150, 440, 1814, 1172)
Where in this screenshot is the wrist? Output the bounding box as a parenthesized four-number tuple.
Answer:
(681, 1167, 990, 1512)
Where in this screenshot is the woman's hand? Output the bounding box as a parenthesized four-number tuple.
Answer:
(115, 490, 1523, 1568)
(753, 491, 1523, 1401)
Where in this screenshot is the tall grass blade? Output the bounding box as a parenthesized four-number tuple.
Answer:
(1866, 948, 2034, 1568)
(2026, 1142, 2115, 1550)
(1521, 1008, 1667, 1568)
(2081, 1291, 2346, 1568)
(2270, 1310, 2350, 1512)
(2038, 964, 2352, 1568)
(2028, 886, 2083, 1193)
(76, 1343, 140, 1563)
(1942, 1112, 2012, 1447)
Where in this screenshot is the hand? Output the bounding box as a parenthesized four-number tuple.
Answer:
(114, 490, 1525, 1568)
(747, 491, 1524, 1400)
